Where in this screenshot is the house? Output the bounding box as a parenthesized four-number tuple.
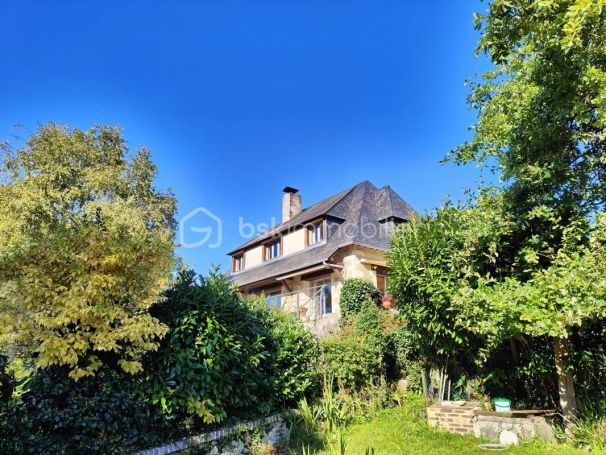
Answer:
(227, 181, 416, 336)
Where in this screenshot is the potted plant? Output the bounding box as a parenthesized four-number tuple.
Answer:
(381, 294, 394, 310)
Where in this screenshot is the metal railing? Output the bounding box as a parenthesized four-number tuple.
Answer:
(265, 283, 333, 320)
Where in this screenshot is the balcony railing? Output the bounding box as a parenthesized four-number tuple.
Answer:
(265, 283, 333, 320)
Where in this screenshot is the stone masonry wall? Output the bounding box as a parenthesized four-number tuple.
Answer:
(131, 414, 286, 455)
(426, 401, 482, 435)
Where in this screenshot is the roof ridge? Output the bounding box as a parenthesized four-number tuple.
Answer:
(227, 182, 362, 254)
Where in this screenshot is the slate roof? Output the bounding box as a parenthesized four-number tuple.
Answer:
(228, 181, 415, 287)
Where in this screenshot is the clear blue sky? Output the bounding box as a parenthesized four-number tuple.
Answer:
(0, 1, 489, 273)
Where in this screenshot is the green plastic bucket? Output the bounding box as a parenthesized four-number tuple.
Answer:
(493, 397, 511, 412)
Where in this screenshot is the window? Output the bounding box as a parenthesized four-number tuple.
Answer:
(265, 292, 282, 309)
(232, 254, 244, 272)
(264, 240, 281, 261)
(306, 221, 324, 246)
(376, 274, 388, 294)
(310, 278, 332, 315)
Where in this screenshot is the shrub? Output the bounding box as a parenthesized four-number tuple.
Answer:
(321, 335, 383, 391)
(258, 302, 321, 406)
(4, 366, 174, 454)
(386, 324, 423, 391)
(2, 270, 322, 454)
(339, 279, 381, 323)
(147, 269, 320, 424)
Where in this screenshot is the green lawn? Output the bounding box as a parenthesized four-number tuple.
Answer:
(306, 405, 597, 455)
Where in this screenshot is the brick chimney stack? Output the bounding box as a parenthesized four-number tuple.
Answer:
(282, 186, 301, 222)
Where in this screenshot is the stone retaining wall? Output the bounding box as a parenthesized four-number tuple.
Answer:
(131, 414, 286, 455)
(474, 414, 556, 443)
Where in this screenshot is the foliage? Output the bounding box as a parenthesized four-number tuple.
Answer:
(0, 123, 176, 379)
(339, 279, 381, 324)
(566, 399, 606, 451)
(389, 0, 606, 423)
(452, 0, 606, 230)
(300, 395, 587, 455)
(147, 269, 320, 424)
(259, 298, 322, 405)
(388, 193, 508, 367)
(455, 214, 606, 349)
(2, 365, 175, 454)
(321, 301, 388, 390)
(321, 335, 383, 392)
(386, 325, 423, 392)
(288, 376, 396, 454)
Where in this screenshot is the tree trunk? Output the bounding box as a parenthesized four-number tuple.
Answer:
(421, 366, 428, 404)
(553, 336, 578, 427)
(509, 338, 519, 365)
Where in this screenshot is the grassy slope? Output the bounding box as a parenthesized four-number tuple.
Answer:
(310, 399, 594, 455)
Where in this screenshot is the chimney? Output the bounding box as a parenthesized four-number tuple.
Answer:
(282, 186, 302, 222)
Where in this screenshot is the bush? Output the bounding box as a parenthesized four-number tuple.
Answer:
(258, 302, 321, 406)
(321, 335, 383, 391)
(147, 269, 320, 424)
(1, 269, 322, 454)
(386, 324, 423, 391)
(3, 366, 174, 454)
(322, 301, 386, 390)
(339, 279, 382, 323)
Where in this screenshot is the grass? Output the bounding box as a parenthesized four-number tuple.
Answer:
(288, 395, 599, 455)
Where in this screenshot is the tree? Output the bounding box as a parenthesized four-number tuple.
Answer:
(388, 192, 511, 389)
(455, 215, 606, 420)
(446, 0, 606, 423)
(0, 123, 176, 379)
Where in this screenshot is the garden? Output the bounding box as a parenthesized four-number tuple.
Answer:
(2, 0, 606, 453)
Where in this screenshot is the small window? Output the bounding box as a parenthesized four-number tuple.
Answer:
(306, 221, 324, 246)
(377, 274, 388, 294)
(232, 254, 244, 272)
(264, 240, 281, 261)
(266, 292, 282, 309)
(310, 279, 332, 315)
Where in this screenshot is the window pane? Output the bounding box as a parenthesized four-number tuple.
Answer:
(322, 284, 332, 314)
(266, 294, 281, 309)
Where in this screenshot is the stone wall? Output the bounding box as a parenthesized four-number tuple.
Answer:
(131, 414, 286, 455)
(427, 402, 557, 444)
(474, 414, 556, 443)
(426, 401, 481, 435)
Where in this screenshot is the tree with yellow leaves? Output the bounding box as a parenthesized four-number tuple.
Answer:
(0, 123, 176, 379)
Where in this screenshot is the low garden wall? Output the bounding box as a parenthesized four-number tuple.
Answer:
(427, 402, 556, 443)
(474, 411, 556, 443)
(426, 401, 481, 435)
(131, 414, 287, 455)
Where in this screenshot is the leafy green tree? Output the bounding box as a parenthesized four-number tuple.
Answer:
(455, 215, 606, 420)
(388, 193, 510, 382)
(0, 123, 176, 379)
(446, 0, 606, 423)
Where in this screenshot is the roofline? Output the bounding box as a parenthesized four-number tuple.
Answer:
(227, 185, 357, 255)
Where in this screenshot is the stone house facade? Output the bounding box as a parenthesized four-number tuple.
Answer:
(227, 181, 415, 337)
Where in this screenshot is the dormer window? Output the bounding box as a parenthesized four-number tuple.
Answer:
(232, 254, 244, 272)
(306, 220, 324, 246)
(264, 239, 281, 261)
